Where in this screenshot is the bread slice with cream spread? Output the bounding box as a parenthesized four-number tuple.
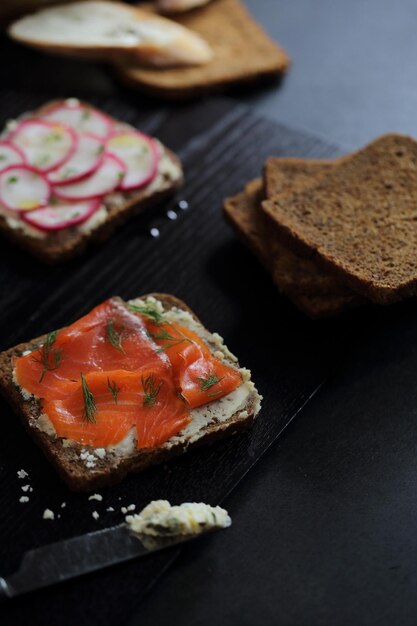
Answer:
(0, 294, 261, 491)
(8, 1, 213, 68)
(0, 98, 183, 263)
(116, 0, 290, 99)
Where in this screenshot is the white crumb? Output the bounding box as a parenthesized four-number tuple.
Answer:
(106, 507, 115, 512)
(94, 448, 106, 459)
(178, 200, 189, 210)
(150, 227, 160, 238)
(17, 469, 28, 479)
(88, 494, 103, 502)
(61, 502, 66, 508)
(43, 509, 55, 520)
(121, 504, 136, 514)
(19, 496, 29, 503)
(167, 209, 177, 220)
(92, 511, 100, 520)
(21, 484, 30, 492)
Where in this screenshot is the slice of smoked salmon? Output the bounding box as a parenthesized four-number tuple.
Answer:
(15, 298, 169, 400)
(42, 368, 190, 448)
(143, 318, 241, 408)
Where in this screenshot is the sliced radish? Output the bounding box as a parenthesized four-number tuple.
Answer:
(10, 119, 76, 173)
(22, 198, 101, 232)
(0, 142, 26, 172)
(42, 102, 113, 140)
(53, 154, 126, 201)
(0, 165, 50, 211)
(47, 133, 105, 185)
(106, 132, 159, 191)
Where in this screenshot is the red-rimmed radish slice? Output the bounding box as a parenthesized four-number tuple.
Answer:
(0, 142, 26, 172)
(42, 102, 113, 140)
(47, 133, 105, 185)
(0, 165, 50, 211)
(22, 198, 101, 232)
(10, 119, 76, 173)
(106, 132, 159, 191)
(53, 154, 125, 201)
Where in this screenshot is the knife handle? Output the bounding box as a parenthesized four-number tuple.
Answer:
(0, 577, 11, 601)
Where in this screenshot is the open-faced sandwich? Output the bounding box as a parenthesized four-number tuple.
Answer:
(0, 294, 261, 490)
(0, 98, 183, 262)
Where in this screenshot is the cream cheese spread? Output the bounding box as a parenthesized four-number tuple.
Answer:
(126, 500, 231, 536)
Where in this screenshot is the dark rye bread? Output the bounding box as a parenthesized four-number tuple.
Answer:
(0, 294, 261, 491)
(0, 101, 183, 263)
(223, 179, 362, 318)
(262, 134, 417, 304)
(116, 0, 290, 100)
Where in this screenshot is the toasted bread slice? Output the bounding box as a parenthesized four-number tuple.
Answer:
(0, 294, 261, 491)
(262, 134, 417, 304)
(224, 180, 362, 318)
(116, 0, 290, 99)
(0, 99, 183, 263)
(8, 1, 212, 68)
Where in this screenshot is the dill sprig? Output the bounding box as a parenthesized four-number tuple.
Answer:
(150, 324, 193, 353)
(32, 331, 63, 383)
(107, 377, 120, 404)
(128, 303, 164, 325)
(81, 373, 97, 424)
(142, 374, 162, 408)
(106, 318, 126, 354)
(197, 371, 224, 397)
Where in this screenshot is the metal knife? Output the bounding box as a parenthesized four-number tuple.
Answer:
(0, 523, 223, 600)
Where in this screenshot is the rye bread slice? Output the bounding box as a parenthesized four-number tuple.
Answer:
(262, 134, 417, 304)
(115, 0, 290, 100)
(0, 294, 261, 491)
(0, 100, 183, 263)
(224, 180, 362, 318)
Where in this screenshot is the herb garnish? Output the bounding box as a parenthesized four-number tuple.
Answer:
(129, 303, 164, 325)
(107, 377, 120, 404)
(7, 176, 18, 184)
(32, 331, 63, 383)
(81, 373, 97, 423)
(142, 374, 162, 408)
(197, 371, 224, 396)
(106, 318, 126, 354)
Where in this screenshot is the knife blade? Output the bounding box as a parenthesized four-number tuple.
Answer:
(0, 523, 223, 600)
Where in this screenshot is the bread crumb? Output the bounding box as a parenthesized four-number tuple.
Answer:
(43, 509, 54, 520)
(92, 511, 100, 520)
(150, 227, 160, 238)
(167, 209, 177, 220)
(19, 496, 29, 503)
(106, 506, 115, 512)
(178, 200, 188, 210)
(21, 484, 30, 492)
(121, 504, 136, 514)
(95, 448, 106, 459)
(61, 502, 66, 508)
(88, 494, 103, 502)
(17, 469, 28, 479)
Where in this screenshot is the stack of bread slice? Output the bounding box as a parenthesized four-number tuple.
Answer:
(224, 134, 417, 318)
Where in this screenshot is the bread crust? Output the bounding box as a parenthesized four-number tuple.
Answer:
(0, 294, 260, 491)
(0, 101, 183, 263)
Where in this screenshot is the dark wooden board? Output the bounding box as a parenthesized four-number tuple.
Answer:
(0, 88, 341, 625)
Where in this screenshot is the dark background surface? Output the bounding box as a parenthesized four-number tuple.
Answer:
(2, 0, 417, 625)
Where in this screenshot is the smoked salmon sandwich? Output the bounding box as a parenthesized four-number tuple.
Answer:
(0, 294, 261, 490)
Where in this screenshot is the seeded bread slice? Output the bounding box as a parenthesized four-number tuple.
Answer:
(262, 134, 417, 304)
(0, 100, 183, 263)
(115, 0, 290, 100)
(224, 180, 362, 318)
(0, 294, 261, 491)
